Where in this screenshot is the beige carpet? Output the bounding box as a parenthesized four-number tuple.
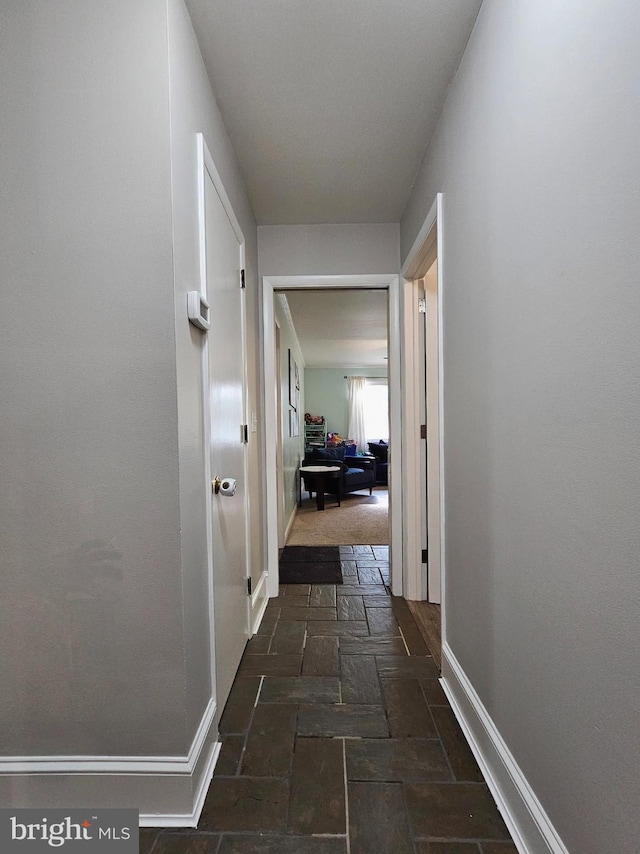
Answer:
(287, 487, 389, 546)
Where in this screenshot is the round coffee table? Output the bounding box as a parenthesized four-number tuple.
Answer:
(299, 465, 342, 511)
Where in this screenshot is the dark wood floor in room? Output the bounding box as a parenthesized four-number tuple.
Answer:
(407, 599, 442, 672)
(141, 546, 516, 854)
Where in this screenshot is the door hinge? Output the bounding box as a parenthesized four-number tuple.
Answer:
(241, 423, 249, 443)
(240, 268, 246, 289)
(421, 548, 428, 563)
(420, 424, 427, 439)
(418, 296, 426, 314)
(247, 577, 252, 596)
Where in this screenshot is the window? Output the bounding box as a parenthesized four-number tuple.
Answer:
(363, 379, 389, 442)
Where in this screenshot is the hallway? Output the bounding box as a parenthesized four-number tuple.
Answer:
(140, 546, 515, 853)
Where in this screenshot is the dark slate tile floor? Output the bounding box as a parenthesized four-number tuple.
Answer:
(143, 545, 517, 854)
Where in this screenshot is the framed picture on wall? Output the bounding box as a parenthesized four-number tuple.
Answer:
(289, 407, 299, 437)
(288, 349, 296, 408)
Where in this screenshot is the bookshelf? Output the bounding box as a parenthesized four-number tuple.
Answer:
(304, 419, 326, 449)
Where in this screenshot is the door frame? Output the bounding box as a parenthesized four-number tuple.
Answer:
(400, 194, 445, 616)
(261, 274, 402, 599)
(274, 317, 286, 548)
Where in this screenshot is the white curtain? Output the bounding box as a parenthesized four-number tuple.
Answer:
(347, 376, 367, 453)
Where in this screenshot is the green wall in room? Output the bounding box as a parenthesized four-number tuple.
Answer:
(304, 367, 387, 441)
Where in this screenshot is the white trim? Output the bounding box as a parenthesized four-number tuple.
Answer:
(435, 194, 446, 632)
(441, 643, 569, 854)
(276, 293, 305, 367)
(266, 275, 396, 288)
(1, 704, 219, 826)
(401, 276, 422, 601)
(240, 246, 252, 635)
(284, 504, 297, 542)
(262, 274, 402, 598)
(400, 193, 445, 613)
(139, 740, 221, 828)
(196, 133, 217, 720)
(262, 278, 279, 598)
(387, 276, 403, 596)
(0, 698, 217, 775)
(401, 196, 439, 279)
(308, 365, 389, 372)
(192, 739, 220, 825)
(250, 569, 268, 608)
(198, 134, 244, 245)
(250, 570, 269, 636)
(273, 315, 286, 549)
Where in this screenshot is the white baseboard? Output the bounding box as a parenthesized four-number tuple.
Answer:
(139, 740, 221, 827)
(284, 505, 297, 542)
(250, 570, 270, 634)
(441, 643, 569, 854)
(0, 698, 217, 775)
(0, 698, 220, 825)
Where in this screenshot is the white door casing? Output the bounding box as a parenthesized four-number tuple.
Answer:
(423, 261, 442, 603)
(275, 319, 286, 548)
(400, 193, 445, 612)
(261, 275, 403, 599)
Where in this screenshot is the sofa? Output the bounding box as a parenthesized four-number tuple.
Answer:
(367, 441, 389, 485)
(301, 446, 376, 501)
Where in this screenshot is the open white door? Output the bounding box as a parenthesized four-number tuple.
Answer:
(422, 261, 442, 603)
(401, 193, 445, 606)
(275, 320, 286, 548)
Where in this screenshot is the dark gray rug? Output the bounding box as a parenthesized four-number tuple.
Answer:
(279, 546, 343, 584)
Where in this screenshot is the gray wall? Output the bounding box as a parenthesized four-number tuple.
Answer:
(258, 223, 400, 276)
(0, 0, 186, 758)
(401, 2, 640, 851)
(0, 0, 260, 804)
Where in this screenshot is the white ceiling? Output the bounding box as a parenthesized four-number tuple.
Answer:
(185, 0, 482, 224)
(282, 289, 388, 368)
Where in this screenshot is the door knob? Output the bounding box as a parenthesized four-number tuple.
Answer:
(213, 476, 237, 496)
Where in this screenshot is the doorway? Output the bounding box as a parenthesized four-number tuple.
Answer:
(281, 288, 389, 549)
(275, 319, 286, 549)
(420, 258, 442, 603)
(400, 193, 445, 660)
(262, 275, 402, 599)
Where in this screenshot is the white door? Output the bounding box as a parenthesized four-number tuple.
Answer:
(275, 321, 286, 548)
(422, 261, 442, 603)
(201, 140, 250, 712)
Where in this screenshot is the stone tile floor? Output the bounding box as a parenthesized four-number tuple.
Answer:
(141, 545, 517, 854)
